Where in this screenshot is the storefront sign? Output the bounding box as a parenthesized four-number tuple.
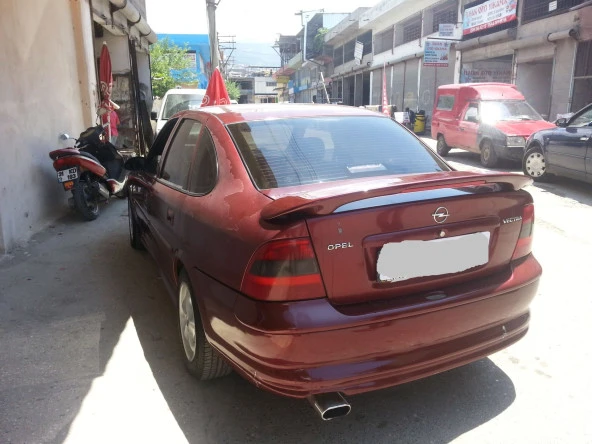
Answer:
(423, 40, 451, 67)
(462, 0, 517, 35)
(460, 62, 512, 83)
(354, 41, 364, 65)
(439, 24, 455, 37)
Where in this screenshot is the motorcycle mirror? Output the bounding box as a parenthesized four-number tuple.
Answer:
(59, 133, 71, 141)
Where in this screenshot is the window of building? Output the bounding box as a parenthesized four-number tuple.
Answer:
(160, 119, 202, 188)
(266, 82, 277, 87)
(188, 127, 217, 194)
(334, 45, 344, 66)
(436, 95, 455, 110)
(432, 2, 457, 33)
(522, 0, 586, 23)
(358, 31, 373, 55)
(374, 27, 394, 55)
(572, 41, 592, 112)
(344, 39, 356, 63)
(402, 15, 422, 44)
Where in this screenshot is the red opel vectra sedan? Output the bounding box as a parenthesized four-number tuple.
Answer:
(125, 104, 541, 420)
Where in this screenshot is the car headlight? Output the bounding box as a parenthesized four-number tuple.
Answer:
(506, 136, 526, 147)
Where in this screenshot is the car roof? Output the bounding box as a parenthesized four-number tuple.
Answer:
(437, 83, 524, 101)
(175, 103, 388, 125)
(164, 88, 207, 96)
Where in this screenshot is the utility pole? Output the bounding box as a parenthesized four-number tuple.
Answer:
(294, 9, 323, 62)
(206, 0, 219, 73)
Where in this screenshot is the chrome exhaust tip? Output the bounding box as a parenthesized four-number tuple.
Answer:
(308, 393, 351, 420)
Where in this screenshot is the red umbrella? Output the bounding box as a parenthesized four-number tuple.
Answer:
(201, 67, 231, 107)
(99, 42, 116, 141)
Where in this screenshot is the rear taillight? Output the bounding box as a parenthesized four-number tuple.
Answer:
(241, 238, 326, 302)
(53, 157, 74, 170)
(511, 204, 534, 260)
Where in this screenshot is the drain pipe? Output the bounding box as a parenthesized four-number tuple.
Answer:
(109, 0, 157, 44)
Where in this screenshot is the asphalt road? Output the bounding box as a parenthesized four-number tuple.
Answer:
(1, 141, 591, 443)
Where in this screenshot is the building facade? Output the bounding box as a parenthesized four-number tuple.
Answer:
(0, 0, 155, 254)
(157, 33, 211, 90)
(279, 0, 592, 124)
(457, 0, 592, 120)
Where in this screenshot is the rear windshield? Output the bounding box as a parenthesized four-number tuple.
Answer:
(227, 116, 449, 189)
(162, 94, 204, 119)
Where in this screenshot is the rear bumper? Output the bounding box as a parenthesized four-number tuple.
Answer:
(197, 255, 541, 399)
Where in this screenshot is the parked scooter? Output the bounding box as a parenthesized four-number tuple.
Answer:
(49, 125, 127, 220)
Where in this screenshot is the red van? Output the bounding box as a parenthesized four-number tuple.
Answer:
(431, 83, 555, 167)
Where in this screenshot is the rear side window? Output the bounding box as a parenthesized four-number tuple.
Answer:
(227, 116, 449, 189)
(188, 128, 218, 194)
(160, 119, 202, 188)
(436, 95, 455, 110)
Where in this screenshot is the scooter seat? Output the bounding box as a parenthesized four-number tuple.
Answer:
(77, 150, 101, 163)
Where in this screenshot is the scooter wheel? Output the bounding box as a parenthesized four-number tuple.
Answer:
(72, 176, 99, 221)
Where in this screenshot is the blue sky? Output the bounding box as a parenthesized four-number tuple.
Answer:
(145, 0, 379, 43)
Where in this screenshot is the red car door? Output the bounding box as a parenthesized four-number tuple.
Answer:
(146, 118, 203, 290)
(457, 102, 480, 152)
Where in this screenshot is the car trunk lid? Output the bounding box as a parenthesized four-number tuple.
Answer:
(261, 171, 533, 305)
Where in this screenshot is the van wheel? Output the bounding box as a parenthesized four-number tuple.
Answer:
(480, 140, 498, 168)
(436, 135, 451, 156)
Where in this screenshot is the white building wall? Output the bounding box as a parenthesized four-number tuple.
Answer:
(0, 0, 97, 253)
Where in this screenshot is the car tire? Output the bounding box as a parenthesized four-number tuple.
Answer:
(436, 135, 451, 156)
(128, 197, 144, 250)
(523, 146, 548, 181)
(72, 174, 99, 221)
(480, 140, 498, 168)
(177, 271, 232, 380)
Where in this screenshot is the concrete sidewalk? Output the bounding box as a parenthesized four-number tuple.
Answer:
(0, 200, 187, 443)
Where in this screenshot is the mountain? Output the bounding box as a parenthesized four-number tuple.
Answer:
(230, 42, 280, 67)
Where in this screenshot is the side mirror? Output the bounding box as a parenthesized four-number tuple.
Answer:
(124, 156, 146, 171)
(555, 118, 567, 127)
(151, 111, 157, 120)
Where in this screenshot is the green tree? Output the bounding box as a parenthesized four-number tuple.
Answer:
(225, 80, 240, 101)
(150, 37, 197, 97)
(313, 27, 329, 56)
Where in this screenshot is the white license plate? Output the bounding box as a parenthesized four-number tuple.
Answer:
(377, 232, 490, 283)
(57, 167, 78, 183)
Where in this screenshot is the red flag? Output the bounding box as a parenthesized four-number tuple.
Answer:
(382, 63, 390, 116)
(99, 42, 116, 140)
(201, 67, 231, 107)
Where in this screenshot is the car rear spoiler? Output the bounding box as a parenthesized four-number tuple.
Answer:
(261, 172, 532, 222)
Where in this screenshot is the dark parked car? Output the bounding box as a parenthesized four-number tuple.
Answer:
(523, 103, 592, 183)
(125, 104, 541, 420)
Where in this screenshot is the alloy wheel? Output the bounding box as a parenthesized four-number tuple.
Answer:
(179, 282, 197, 361)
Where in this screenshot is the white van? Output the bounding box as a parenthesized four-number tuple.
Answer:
(153, 88, 207, 135)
